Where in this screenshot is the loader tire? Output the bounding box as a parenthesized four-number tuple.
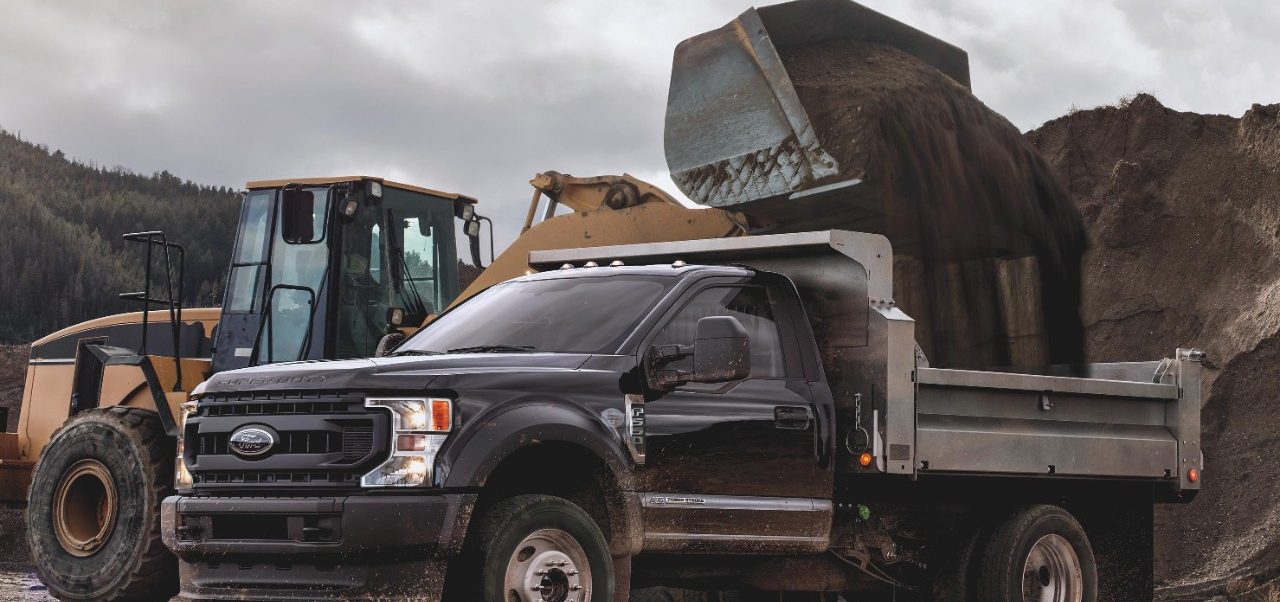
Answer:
(448, 494, 614, 602)
(26, 407, 177, 601)
(977, 505, 1096, 602)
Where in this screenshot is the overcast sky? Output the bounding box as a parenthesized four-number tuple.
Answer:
(2, 0, 1278, 247)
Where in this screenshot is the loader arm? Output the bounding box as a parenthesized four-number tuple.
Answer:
(457, 175, 744, 306)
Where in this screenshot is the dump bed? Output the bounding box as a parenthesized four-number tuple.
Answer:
(915, 359, 1200, 491)
(531, 230, 1203, 494)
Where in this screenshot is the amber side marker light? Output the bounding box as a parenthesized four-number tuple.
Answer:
(1188, 468, 1199, 483)
(858, 452, 874, 467)
(431, 399, 453, 431)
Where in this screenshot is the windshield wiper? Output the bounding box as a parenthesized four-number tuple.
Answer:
(387, 349, 443, 357)
(447, 344, 537, 354)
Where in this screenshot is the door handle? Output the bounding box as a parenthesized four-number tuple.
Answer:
(773, 406, 811, 430)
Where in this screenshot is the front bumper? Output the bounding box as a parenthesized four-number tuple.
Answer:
(162, 492, 476, 601)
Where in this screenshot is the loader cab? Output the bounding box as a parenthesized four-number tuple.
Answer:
(212, 177, 481, 372)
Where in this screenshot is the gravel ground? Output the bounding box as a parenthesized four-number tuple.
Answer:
(0, 564, 52, 601)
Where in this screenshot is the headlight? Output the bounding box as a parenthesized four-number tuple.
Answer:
(174, 401, 198, 489)
(362, 397, 453, 488)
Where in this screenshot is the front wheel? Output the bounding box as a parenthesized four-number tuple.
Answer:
(451, 494, 614, 602)
(26, 407, 176, 601)
(978, 505, 1097, 602)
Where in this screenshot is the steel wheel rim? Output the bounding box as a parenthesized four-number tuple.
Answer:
(52, 459, 118, 557)
(504, 528, 591, 602)
(1022, 533, 1083, 602)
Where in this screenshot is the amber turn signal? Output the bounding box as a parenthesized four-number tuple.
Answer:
(1187, 468, 1199, 483)
(431, 399, 453, 431)
(858, 452, 874, 467)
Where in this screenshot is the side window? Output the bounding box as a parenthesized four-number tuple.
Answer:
(652, 286, 784, 378)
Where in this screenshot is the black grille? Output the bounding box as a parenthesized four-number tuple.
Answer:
(192, 470, 361, 486)
(187, 391, 388, 492)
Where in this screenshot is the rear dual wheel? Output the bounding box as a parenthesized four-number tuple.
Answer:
(978, 505, 1097, 602)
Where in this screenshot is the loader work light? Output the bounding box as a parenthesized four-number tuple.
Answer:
(362, 397, 452, 488)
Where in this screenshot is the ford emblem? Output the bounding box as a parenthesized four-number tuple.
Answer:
(228, 426, 275, 457)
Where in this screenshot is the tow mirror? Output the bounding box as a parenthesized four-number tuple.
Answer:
(649, 316, 750, 389)
(281, 188, 318, 243)
(691, 316, 750, 382)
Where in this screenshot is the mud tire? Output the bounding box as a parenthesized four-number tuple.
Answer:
(26, 407, 177, 601)
(450, 494, 614, 602)
(977, 505, 1097, 602)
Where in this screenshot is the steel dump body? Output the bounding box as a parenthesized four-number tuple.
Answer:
(531, 230, 1202, 493)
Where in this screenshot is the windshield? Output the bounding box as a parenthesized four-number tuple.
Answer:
(399, 275, 673, 355)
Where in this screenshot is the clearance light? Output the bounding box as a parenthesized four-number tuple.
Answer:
(363, 397, 453, 488)
(1188, 468, 1199, 483)
(858, 452, 874, 467)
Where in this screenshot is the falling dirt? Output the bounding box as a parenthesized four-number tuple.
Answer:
(779, 40, 1087, 370)
(1027, 94, 1280, 599)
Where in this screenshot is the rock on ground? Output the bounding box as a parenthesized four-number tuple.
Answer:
(1028, 94, 1280, 598)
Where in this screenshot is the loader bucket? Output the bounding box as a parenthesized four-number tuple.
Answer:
(665, 0, 1089, 369)
(665, 0, 969, 228)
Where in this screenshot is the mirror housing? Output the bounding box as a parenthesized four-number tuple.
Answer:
(649, 316, 750, 389)
(281, 188, 317, 243)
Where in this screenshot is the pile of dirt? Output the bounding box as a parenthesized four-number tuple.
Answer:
(1027, 94, 1280, 598)
(0, 345, 26, 432)
(779, 41, 1087, 370)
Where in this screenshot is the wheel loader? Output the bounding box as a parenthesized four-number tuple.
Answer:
(2, 175, 485, 598)
(10, 0, 1096, 598)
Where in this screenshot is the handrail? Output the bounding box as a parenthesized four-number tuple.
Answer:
(119, 231, 186, 391)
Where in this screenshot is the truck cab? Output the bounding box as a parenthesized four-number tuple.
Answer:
(165, 231, 1202, 601)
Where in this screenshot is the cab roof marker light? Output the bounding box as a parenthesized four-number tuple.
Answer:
(610, 260, 625, 267)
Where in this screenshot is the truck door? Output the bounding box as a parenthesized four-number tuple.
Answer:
(636, 276, 830, 552)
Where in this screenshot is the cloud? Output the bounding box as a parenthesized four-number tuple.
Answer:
(0, 0, 1277, 247)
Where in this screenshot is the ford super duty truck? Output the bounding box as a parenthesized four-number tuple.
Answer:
(162, 231, 1203, 601)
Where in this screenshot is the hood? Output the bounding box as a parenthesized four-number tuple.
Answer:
(202, 352, 593, 394)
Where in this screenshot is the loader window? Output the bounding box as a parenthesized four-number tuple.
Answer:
(335, 191, 458, 358)
(225, 191, 273, 312)
(263, 187, 331, 362)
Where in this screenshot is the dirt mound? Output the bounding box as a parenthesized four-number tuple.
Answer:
(1027, 94, 1280, 597)
(0, 345, 26, 432)
(779, 41, 1087, 370)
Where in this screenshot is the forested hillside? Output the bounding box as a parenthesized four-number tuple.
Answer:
(0, 129, 239, 343)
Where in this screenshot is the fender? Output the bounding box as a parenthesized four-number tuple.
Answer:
(439, 400, 635, 493)
(86, 345, 180, 436)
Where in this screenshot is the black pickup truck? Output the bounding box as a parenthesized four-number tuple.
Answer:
(163, 231, 1202, 601)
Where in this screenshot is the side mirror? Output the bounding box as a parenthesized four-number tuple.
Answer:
(281, 188, 318, 243)
(649, 316, 750, 389)
(691, 316, 750, 383)
(374, 332, 405, 357)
